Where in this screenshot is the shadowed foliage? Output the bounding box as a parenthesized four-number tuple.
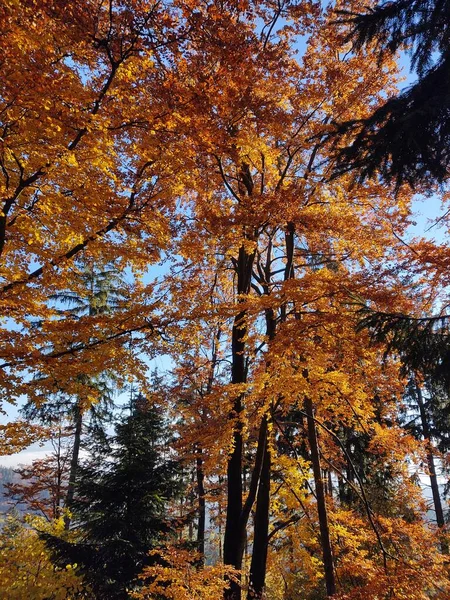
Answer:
(358, 306, 450, 387)
(43, 396, 182, 600)
(327, 0, 450, 188)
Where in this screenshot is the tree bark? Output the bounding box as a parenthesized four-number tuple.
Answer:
(245, 223, 294, 598)
(246, 285, 277, 599)
(55, 426, 65, 519)
(64, 402, 82, 530)
(196, 447, 206, 561)
(247, 428, 271, 599)
(305, 396, 336, 597)
(415, 382, 447, 551)
(224, 241, 256, 600)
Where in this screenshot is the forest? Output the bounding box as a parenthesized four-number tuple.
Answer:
(1, 0, 450, 598)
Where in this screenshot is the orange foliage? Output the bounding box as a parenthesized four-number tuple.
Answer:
(1, 1, 449, 598)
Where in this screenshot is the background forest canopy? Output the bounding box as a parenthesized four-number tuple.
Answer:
(1, 0, 450, 599)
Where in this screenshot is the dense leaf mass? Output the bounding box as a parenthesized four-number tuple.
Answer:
(1, 1, 450, 599)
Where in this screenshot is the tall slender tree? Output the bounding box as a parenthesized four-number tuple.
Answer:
(23, 262, 125, 527)
(5, 424, 71, 521)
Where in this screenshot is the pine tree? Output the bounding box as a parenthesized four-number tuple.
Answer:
(328, 0, 450, 188)
(357, 307, 450, 390)
(25, 261, 127, 527)
(44, 394, 182, 600)
(402, 378, 449, 535)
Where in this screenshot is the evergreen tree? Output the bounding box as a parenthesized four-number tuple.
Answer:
(328, 0, 450, 188)
(44, 395, 182, 600)
(358, 307, 450, 390)
(25, 261, 127, 527)
(402, 378, 449, 530)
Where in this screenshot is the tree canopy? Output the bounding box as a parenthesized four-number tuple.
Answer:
(1, 1, 450, 599)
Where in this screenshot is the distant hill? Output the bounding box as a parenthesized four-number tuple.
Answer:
(0, 465, 20, 515)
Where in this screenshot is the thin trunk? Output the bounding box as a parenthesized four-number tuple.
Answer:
(247, 223, 294, 598)
(305, 397, 336, 597)
(327, 470, 333, 498)
(55, 430, 63, 519)
(280, 222, 295, 322)
(64, 402, 82, 529)
(219, 474, 223, 562)
(323, 469, 328, 496)
(196, 325, 221, 566)
(247, 281, 276, 599)
(224, 354, 245, 599)
(196, 447, 206, 561)
(415, 382, 447, 551)
(224, 397, 268, 599)
(338, 474, 346, 504)
(342, 432, 355, 505)
(243, 462, 248, 585)
(189, 467, 195, 542)
(0, 211, 7, 259)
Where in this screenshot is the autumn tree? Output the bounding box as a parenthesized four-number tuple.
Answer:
(0, 421, 50, 457)
(0, 0, 192, 409)
(0, 514, 86, 599)
(5, 425, 72, 521)
(157, 0, 424, 596)
(2, 2, 450, 599)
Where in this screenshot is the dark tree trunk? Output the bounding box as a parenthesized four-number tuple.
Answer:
(0, 212, 7, 259)
(196, 447, 206, 561)
(247, 428, 271, 600)
(0, 197, 17, 259)
(305, 397, 336, 597)
(224, 241, 256, 600)
(245, 222, 295, 598)
(64, 402, 83, 530)
(280, 221, 295, 322)
(246, 288, 277, 599)
(224, 401, 269, 599)
(55, 426, 65, 519)
(415, 382, 447, 552)
(224, 332, 245, 599)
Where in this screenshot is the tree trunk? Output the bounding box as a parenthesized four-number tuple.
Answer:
(247, 428, 271, 600)
(196, 446, 206, 562)
(64, 402, 83, 530)
(224, 240, 256, 600)
(245, 222, 294, 598)
(54, 425, 64, 519)
(415, 382, 447, 551)
(224, 353, 245, 599)
(246, 291, 276, 599)
(305, 397, 336, 597)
